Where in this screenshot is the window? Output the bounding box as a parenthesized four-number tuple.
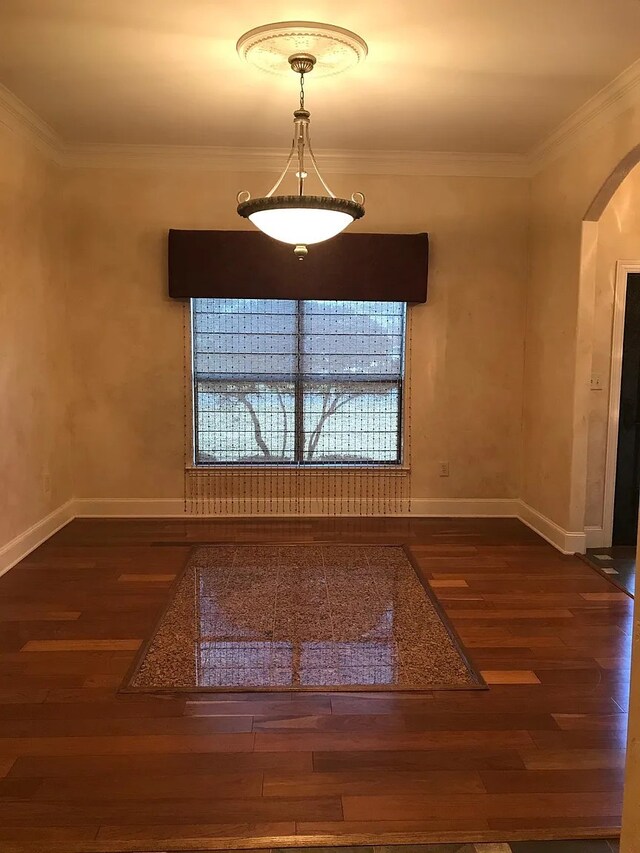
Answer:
(191, 299, 406, 466)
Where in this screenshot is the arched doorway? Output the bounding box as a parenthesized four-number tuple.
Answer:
(574, 145, 640, 577)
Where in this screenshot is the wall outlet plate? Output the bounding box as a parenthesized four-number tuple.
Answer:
(438, 461, 450, 477)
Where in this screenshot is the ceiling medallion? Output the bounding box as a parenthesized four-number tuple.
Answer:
(236, 23, 368, 258)
(236, 21, 368, 78)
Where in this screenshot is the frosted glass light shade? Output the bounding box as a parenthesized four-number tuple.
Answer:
(238, 195, 365, 246)
(249, 207, 352, 245)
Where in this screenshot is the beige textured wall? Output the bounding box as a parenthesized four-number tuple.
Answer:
(585, 164, 640, 527)
(0, 123, 73, 550)
(63, 167, 529, 504)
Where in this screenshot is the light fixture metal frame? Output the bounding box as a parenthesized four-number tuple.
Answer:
(237, 51, 365, 253)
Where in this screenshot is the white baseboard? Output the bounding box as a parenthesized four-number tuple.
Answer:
(0, 497, 588, 578)
(517, 500, 586, 554)
(74, 498, 583, 556)
(0, 500, 75, 577)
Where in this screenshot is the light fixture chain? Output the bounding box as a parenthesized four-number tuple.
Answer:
(297, 123, 305, 197)
(299, 71, 305, 110)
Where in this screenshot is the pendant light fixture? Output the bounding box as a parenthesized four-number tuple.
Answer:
(236, 22, 368, 259)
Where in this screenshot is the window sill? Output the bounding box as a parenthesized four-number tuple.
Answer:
(186, 465, 411, 474)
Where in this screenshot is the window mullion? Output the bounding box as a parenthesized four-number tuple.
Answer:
(396, 378, 403, 465)
(294, 300, 304, 464)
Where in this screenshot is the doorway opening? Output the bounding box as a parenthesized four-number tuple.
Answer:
(612, 272, 640, 547)
(586, 267, 640, 595)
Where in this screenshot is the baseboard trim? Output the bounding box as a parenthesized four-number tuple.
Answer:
(74, 498, 584, 555)
(0, 497, 588, 575)
(517, 501, 586, 555)
(0, 500, 75, 577)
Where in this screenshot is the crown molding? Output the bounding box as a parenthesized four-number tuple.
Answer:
(57, 58, 640, 178)
(529, 57, 640, 173)
(61, 141, 530, 177)
(0, 85, 531, 175)
(3, 56, 640, 180)
(0, 82, 63, 163)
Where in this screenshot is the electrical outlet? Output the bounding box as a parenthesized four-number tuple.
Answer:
(438, 461, 450, 477)
(42, 472, 51, 496)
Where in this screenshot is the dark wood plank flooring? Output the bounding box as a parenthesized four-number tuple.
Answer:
(0, 517, 631, 852)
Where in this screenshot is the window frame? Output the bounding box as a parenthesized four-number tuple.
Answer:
(189, 299, 408, 469)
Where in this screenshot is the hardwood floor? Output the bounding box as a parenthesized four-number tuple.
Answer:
(0, 517, 631, 852)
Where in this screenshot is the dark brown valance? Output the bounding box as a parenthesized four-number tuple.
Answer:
(168, 229, 428, 302)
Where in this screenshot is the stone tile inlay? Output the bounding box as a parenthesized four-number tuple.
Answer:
(127, 544, 482, 691)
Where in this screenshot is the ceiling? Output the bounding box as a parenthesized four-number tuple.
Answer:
(1, 0, 640, 154)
